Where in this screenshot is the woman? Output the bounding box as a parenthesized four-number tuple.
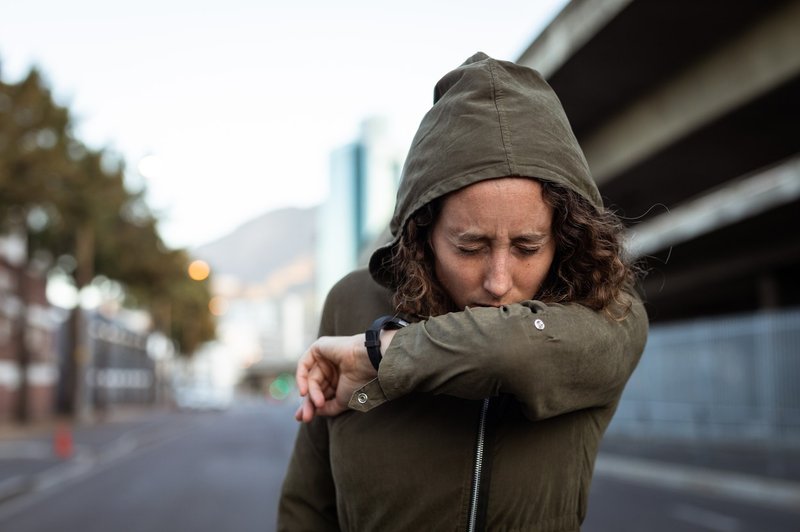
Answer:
(279, 52, 648, 532)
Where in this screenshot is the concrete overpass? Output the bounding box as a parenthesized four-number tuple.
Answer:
(518, 0, 800, 322)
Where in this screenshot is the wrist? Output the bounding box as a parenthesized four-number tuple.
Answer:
(364, 315, 409, 371)
(380, 328, 399, 356)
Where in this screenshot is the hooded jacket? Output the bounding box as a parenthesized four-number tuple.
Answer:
(370, 51, 601, 289)
(279, 53, 648, 532)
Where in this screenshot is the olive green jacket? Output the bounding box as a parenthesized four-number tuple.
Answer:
(279, 52, 648, 531)
(278, 268, 648, 531)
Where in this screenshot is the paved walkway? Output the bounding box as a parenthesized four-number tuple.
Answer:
(599, 436, 800, 482)
(595, 436, 800, 512)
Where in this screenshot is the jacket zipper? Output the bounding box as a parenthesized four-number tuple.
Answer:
(467, 398, 490, 532)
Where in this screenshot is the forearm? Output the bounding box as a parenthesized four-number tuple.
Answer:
(373, 296, 648, 419)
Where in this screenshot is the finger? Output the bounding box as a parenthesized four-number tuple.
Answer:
(301, 396, 316, 423)
(295, 395, 313, 422)
(296, 348, 315, 396)
(296, 361, 309, 397)
(308, 365, 328, 409)
(309, 359, 345, 409)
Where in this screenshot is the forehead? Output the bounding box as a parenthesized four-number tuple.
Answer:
(438, 177, 553, 231)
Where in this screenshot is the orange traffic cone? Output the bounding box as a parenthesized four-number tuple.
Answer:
(53, 422, 74, 459)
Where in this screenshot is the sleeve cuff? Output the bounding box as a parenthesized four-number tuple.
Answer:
(348, 378, 389, 412)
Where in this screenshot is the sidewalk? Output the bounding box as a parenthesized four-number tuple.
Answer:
(600, 436, 800, 482)
(596, 436, 800, 512)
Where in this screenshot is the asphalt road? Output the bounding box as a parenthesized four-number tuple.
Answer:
(0, 398, 299, 532)
(0, 398, 797, 531)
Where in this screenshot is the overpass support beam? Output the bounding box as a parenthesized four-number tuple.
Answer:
(582, 0, 800, 184)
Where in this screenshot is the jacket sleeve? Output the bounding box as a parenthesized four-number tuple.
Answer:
(351, 293, 648, 420)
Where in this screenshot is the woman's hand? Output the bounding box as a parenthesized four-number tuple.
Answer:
(294, 334, 378, 423)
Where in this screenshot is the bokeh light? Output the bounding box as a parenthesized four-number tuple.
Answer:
(137, 154, 163, 180)
(268, 374, 295, 401)
(208, 295, 228, 316)
(46, 273, 79, 309)
(188, 259, 210, 281)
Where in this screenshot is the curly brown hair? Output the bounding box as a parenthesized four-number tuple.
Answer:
(388, 178, 638, 319)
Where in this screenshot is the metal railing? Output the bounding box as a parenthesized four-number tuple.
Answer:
(608, 307, 800, 444)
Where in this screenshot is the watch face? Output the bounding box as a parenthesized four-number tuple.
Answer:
(392, 317, 410, 328)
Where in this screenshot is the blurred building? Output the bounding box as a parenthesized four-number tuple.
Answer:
(73, 310, 157, 416)
(0, 232, 58, 424)
(518, 0, 800, 443)
(315, 117, 405, 308)
(0, 231, 159, 426)
(211, 257, 316, 382)
(209, 117, 405, 394)
(193, 207, 318, 393)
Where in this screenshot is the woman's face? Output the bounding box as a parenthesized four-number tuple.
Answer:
(430, 177, 555, 309)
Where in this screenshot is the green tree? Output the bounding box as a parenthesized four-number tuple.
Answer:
(0, 68, 71, 223)
(1, 65, 216, 421)
(0, 68, 75, 421)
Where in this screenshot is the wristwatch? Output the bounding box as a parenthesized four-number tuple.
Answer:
(364, 315, 409, 370)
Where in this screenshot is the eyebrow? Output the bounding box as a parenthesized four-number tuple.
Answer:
(452, 231, 549, 244)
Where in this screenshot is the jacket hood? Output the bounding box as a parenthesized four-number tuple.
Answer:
(369, 52, 601, 289)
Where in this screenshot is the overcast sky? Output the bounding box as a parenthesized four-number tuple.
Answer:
(0, 0, 568, 249)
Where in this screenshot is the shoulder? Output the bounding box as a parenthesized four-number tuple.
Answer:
(318, 268, 395, 336)
(330, 268, 383, 293)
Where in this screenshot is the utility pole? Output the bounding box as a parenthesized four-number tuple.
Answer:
(69, 220, 95, 422)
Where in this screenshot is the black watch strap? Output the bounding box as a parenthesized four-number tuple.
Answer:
(364, 315, 409, 371)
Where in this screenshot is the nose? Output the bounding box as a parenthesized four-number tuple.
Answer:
(483, 250, 513, 301)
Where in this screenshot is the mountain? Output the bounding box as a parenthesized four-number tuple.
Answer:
(192, 206, 317, 284)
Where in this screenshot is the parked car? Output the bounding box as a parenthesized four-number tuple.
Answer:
(174, 385, 232, 411)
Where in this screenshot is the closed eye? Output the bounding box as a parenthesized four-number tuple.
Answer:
(456, 246, 483, 255)
(516, 246, 541, 255)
